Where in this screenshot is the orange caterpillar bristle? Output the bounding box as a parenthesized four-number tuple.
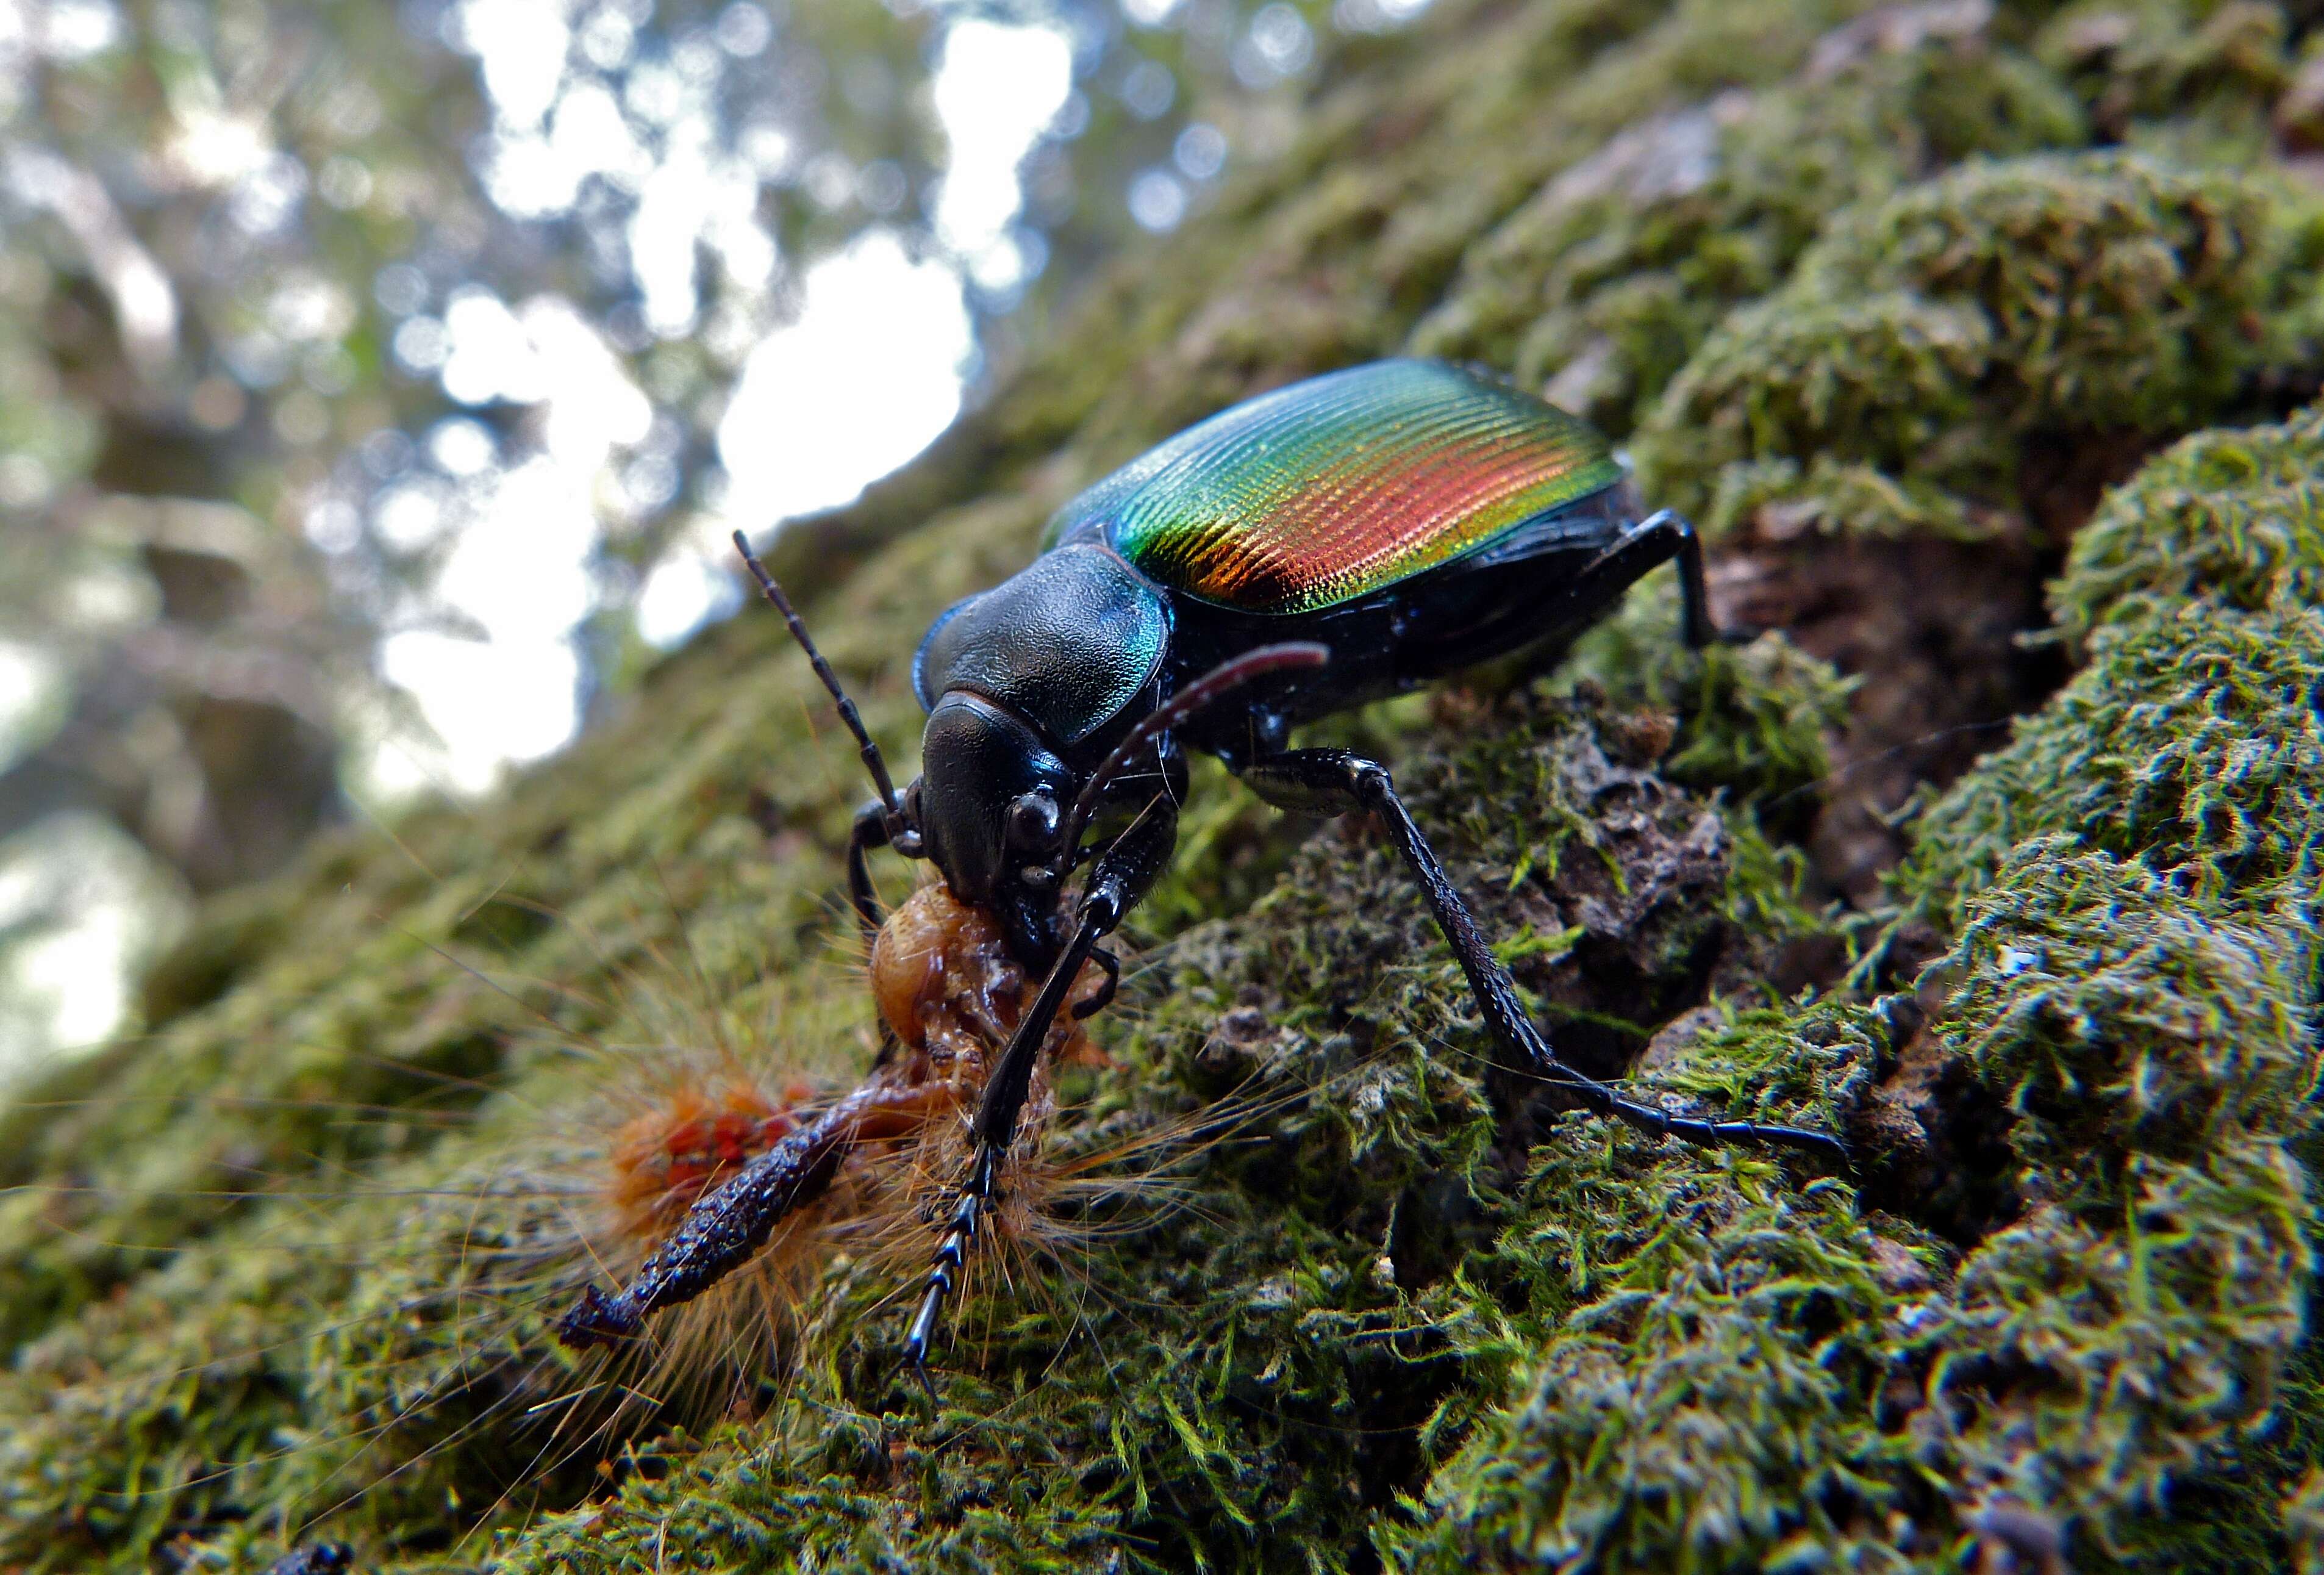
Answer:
(548, 881, 1176, 1399)
(197, 889, 1259, 1563)
(606, 1076, 815, 1235)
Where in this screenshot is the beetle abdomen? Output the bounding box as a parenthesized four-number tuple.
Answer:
(1046, 359, 1623, 615)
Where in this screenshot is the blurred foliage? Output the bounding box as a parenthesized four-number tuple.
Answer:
(0, 0, 1426, 1069)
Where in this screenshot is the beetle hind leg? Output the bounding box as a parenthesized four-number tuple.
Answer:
(1597, 508, 1731, 649)
(1235, 747, 1846, 1165)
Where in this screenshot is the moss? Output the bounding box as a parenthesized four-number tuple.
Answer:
(1562, 575, 1859, 825)
(1940, 842, 2317, 1196)
(2052, 404, 2324, 648)
(1896, 600, 2324, 930)
(1394, 827, 2320, 1571)
(1701, 454, 1999, 543)
(2289, 1464, 2324, 1575)
(490, 1419, 1129, 1575)
(1411, 16, 2090, 436)
(1389, 1140, 1913, 1574)
(1646, 289, 1998, 514)
(2033, 0, 2292, 152)
(1798, 154, 2281, 431)
(135, 886, 292, 1028)
(1637, 152, 2298, 517)
(9, 1, 2324, 1570)
(1932, 1131, 2311, 1554)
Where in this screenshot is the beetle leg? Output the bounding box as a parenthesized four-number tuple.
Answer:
(1593, 509, 1728, 648)
(901, 903, 1111, 1395)
(901, 799, 1178, 1393)
(1072, 945, 1120, 1021)
(847, 800, 892, 944)
(1236, 747, 1847, 1165)
(846, 800, 917, 1070)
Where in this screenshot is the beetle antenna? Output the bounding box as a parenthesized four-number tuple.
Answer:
(1065, 642, 1328, 850)
(732, 529, 909, 833)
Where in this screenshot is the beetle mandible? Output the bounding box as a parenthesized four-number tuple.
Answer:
(656, 359, 1845, 1385)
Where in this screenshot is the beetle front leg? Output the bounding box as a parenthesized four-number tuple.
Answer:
(1071, 945, 1120, 1021)
(1237, 748, 1844, 1164)
(846, 799, 892, 946)
(900, 800, 1177, 1394)
(848, 800, 918, 1069)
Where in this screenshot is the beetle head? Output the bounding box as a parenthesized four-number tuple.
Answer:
(914, 691, 1076, 956)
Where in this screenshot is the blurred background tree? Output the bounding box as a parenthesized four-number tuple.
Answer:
(0, 0, 1436, 1072)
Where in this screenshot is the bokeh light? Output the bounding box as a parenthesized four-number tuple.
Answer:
(0, 0, 1443, 1074)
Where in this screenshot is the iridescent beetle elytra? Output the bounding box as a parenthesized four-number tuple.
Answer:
(557, 357, 1847, 1389)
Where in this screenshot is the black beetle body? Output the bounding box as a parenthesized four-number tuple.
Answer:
(903, 483, 1664, 963)
(567, 360, 1845, 1380)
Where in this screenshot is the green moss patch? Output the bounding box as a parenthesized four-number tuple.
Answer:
(1638, 152, 2300, 518)
(10, 1, 2324, 1569)
(1898, 600, 2324, 929)
(2054, 405, 2324, 647)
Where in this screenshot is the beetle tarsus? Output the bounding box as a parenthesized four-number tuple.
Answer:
(1072, 945, 1120, 1020)
(901, 1190, 972, 1388)
(899, 1158, 984, 1395)
(1586, 1090, 1849, 1165)
(907, 1347, 939, 1404)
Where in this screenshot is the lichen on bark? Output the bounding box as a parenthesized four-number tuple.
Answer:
(7, 1, 2324, 1571)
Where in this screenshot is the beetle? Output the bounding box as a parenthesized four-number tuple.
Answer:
(561, 359, 1844, 1384)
